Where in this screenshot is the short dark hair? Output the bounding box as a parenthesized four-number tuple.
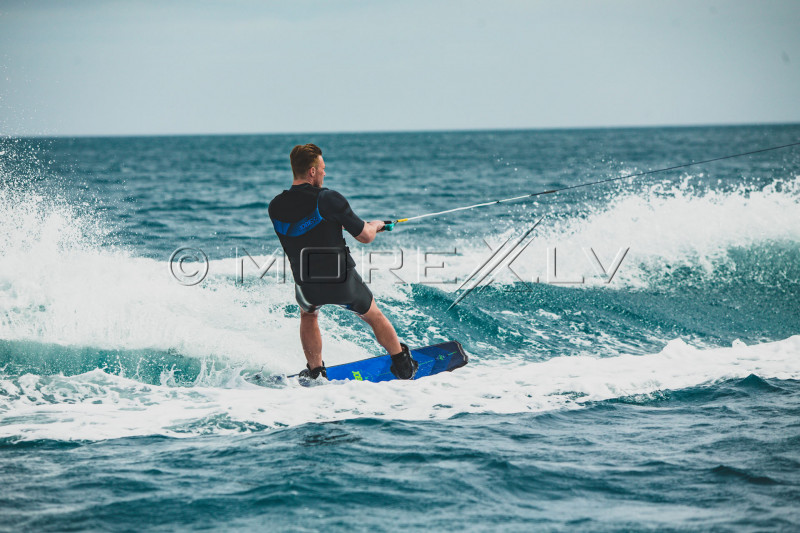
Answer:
(290, 144, 322, 178)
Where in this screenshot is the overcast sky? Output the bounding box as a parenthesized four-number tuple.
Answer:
(1, 0, 798, 136)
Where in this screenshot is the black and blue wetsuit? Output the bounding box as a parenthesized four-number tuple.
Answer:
(268, 183, 374, 315)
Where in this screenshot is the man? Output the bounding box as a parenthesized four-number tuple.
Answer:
(268, 143, 418, 380)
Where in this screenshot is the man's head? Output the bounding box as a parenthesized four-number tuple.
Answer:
(290, 143, 325, 186)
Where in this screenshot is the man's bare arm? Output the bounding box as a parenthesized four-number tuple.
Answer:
(355, 220, 386, 244)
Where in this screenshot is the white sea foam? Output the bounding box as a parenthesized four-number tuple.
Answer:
(0, 188, 374, 372)
(369, 176, 800, 292)
(2, 172, 800, 441)
(1, 176, 799, 379)
(1, 335, 799, 442)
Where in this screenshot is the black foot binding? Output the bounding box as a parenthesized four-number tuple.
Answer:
(299, 362, 327, 380)
(390, 343, 419, 380)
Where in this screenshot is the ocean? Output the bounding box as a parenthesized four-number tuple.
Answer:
(1, 125, 799, 531)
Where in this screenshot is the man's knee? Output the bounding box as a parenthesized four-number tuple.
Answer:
(300, 309, 318, 320)
(360, 301, 387, 324)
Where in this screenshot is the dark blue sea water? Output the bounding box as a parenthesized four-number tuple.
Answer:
(1, 125, 800, 531)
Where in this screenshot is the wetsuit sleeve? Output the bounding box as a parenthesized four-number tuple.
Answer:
(318, 190, 366, 237)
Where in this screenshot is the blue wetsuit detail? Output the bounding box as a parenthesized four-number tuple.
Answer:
(272, 204, 323, 237)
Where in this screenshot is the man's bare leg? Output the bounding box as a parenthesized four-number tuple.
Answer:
(359, 299, 402, 355)
(299, 310, 323, 369)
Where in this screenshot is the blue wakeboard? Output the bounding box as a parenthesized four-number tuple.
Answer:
(248, 341, 468, 386)
(325, 340, 468, 383)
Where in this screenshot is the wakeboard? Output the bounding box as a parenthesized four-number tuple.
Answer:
(249, 340, 468, 385)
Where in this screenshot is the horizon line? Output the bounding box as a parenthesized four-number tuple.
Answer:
(4, 119, 800, 140)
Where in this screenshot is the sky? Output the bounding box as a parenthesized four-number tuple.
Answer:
(0, 0, 799, 136)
